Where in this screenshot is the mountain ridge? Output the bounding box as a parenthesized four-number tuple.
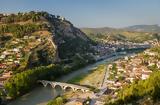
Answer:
(81, 24, 160, 33)
(81, 24, 160, 43)
(123, 24, 160, 33)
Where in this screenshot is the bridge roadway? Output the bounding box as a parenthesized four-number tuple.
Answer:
(38, 80, 90, 92)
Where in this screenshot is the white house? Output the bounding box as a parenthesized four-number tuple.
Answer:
(141, 70, 152, 80)
(141, 73, 150, 80)
(13, 48, 20, 52)
(157, 62, 160, 69)
(0, 55, 6, 59)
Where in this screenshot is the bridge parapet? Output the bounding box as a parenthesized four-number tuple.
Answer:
(38, 80, 90, 92)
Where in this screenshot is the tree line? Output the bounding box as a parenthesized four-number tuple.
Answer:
(4, 64, 63, 98)
(0, 23, 48, 38)
(0, 11, 50, 24)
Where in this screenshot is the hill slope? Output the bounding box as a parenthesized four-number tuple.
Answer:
(0, 11, 94, 70)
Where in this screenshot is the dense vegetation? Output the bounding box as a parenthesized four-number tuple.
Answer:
(0, 35, 11, 47)
(5, 64, 58, 98)
(0, 11, 50, 24)
(0, 23, 48, 38)
(151, 46, 160, 54)
(57, 36, 93, 59)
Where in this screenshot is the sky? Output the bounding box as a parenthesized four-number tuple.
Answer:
(0, 0, 160, 28)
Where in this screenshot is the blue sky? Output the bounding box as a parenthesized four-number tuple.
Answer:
(0, 0, 160, 28)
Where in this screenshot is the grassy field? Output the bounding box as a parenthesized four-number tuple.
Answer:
(67, 65, 106, 88)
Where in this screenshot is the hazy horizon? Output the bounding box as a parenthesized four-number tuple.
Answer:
(0, 0, 160, 28)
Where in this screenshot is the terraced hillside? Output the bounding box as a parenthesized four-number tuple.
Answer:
(0, 11, 95, 72)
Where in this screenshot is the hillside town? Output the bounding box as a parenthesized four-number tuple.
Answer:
(92, 40, 150, 61)
(0, 34, 55, 88)
(61, 45, 160, 105)
(100, 47, 160, 102)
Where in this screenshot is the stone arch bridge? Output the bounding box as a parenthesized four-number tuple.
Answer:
(38, 80, 90, 92)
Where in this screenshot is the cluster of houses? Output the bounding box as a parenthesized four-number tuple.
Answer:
(92, 40, 150, 60)
(0, 14, 56, 86)
(0, 71, 12, 87)
(0, 30, 55, 86)
(0, 33, 48, 70)
(0, 48, 22, 85)
(144, 50, 160, 68)
(63, 47, 160, 105)
(0, 36, 35, 84)
(0, 48, 23, 70)
(107, 40, 150, 50)
(105, 49, 160, 98)
(0, 40, 39, 86)
(92, 43, 115, 57)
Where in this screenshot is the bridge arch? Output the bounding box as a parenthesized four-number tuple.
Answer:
(63, 86, 75, 91)
(54, 84, 63, 90)
(49, 83, 56, 88)
(38, 80, 49, 87)
(75, 88, 85, 92)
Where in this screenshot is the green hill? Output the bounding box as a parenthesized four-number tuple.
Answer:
(0, 11, 95, 71)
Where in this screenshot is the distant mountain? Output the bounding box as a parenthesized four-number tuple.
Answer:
(81, 27, 120, 34)
(81, 24, 160, 34)
(81, 25, 160, 43)
(123, 24, 160, 33)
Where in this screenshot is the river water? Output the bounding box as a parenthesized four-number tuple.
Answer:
(8, 53, 133, 105)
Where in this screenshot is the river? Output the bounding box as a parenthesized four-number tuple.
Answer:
(8, 53, 135, 105)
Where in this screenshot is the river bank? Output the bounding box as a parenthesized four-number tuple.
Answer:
(67, 64, 106, 88)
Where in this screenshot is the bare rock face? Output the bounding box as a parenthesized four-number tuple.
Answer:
(54, 20, 89, 41)
(47, 15, 93, 60)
